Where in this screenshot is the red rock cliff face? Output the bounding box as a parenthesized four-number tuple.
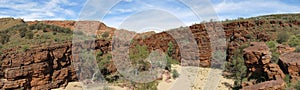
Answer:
(0, 42, 76, 89)
(242, 42, 286, 89)
(130, 25, 212, 67)
(278, 52, 300, 83)
(0, 39, 111, 90)
(129, 20, 300, 67)
(1, 18, 300, 89)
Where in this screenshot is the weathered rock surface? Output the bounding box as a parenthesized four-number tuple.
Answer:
(0, 39, 112, 90)
(242, 42, 286, 89)
(2, 17, 300, 89)
(278, 52, 300, 82)
(243, 42, 271, 66)
(277, 44, 295, 54)
(242, 79, 285, 90)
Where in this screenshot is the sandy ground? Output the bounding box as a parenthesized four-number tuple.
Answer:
(157, 65, 234, 90)
(53, 65, 234, 90)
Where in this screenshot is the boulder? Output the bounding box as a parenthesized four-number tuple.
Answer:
(277, 44, 295, 54)
(243, 42, 286, 88)
(2, 79, 28, 90)
(243, 42, 271, 66)
(242, 79, 285, 90)
(278, 52, 300, 82)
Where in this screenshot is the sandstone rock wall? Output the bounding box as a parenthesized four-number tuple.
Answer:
(0, 39, 111, 90)
(278, 52, 300, 83)
(242, 42, 285, 89)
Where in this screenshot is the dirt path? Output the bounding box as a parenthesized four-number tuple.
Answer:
(53, 65, 234, 90)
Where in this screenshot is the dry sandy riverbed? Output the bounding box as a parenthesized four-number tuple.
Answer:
(53, 65, 234, 90)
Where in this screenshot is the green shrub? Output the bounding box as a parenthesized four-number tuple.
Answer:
(294, 81, 300, 90)
(167, 42, 173, 56)
(165, 55, 179, 71)
(233, 55, 247, 86)
(19, 27, 27, 38)
(54, 38, 59, 42)
(244, 34, 252, 39)
(165, 42, 179, 70)
(0, 33, 9, 44)
(136, 81, 158, 90)
(271, 52, 280, 63)
(227, 48, 247, 89)
(96, 50, 103, 57)
(101, 32, 109, 38)
(172, 69, 179, 79)
(288, 36, 300, 47)
(22, 45, 29, 52)
(277, 32, 290, 44)
(284, 74, 291, 87)
(41, 34, 50, 39)
(129, 45, 149, 65)
(25, 31, 34, 39)
(266, 41, 277, 49)
(97, 53, 111, 72)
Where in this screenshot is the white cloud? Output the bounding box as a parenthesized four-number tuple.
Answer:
(102, 0, 204, 31)
(118, 9, 186, 32)
(213, 0, 300, 20)
(122, 0, 133, 2)
(0, 0, 80, 21)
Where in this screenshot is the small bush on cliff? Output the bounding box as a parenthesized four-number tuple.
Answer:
(25, 31, 34, 39)
(266, 41, 277, 49)
(294, 81, 300, 90)
(97, 53, 111, 75)
(22, 45, 29, 52)
(232, 55, 247, 88)
(284, 74, 291, 88)
(166, 42, 179, 71)
(167, 42, 173, 56)
(129, 45, 151, 71)
(0, 33, 9, 44)
(18, 27, 27, 38)
(277, 32, 290, 44)
(271, 52, 280, 63)
(172, 69, 179, 79)
(266, 41, 280, 63)
(288, 36, 300, 47)
(101, 31, 109, 38)
(226, 47, 247, 89)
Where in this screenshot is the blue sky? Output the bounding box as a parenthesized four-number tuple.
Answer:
(1, 0, 300, 31)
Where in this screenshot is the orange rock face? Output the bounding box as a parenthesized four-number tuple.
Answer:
(2, 18, 300, 89)
(277, 44, 295, 54)
(0, 42, 76, 89)
(279, 52, 300, 83)
(242, 42, 286, 89)
(243, 42, 271, 66)
(0, 39, 113, 89)
(242, 79, 285, 90)
(27, 21, 76, 30)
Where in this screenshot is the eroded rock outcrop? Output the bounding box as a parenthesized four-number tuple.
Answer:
(0, 39, 112, 90)
(242, 42, 285, 89)
(277, 44, 295, 54)
(0, 42, 76, 90)
(242, 79, 285, 90)
(278, 52, 300, 83)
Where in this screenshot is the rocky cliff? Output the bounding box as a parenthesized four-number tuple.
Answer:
(1, 14, 300, 89)
(242, 42, 286, 89)
(0, 39, 112, 90)
(279, 52, 300, 83)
